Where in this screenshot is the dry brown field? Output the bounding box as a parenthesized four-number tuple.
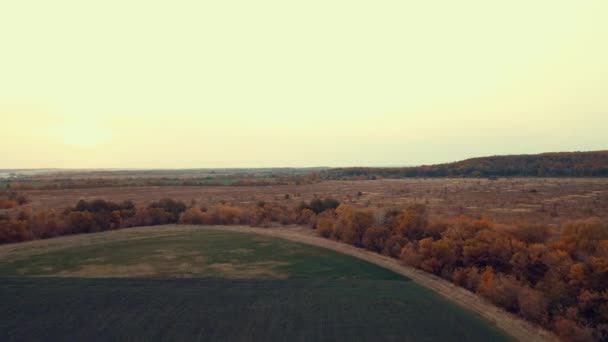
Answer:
(17, 177, 608, 226)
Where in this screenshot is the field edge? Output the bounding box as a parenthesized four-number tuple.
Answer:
(191, 225, 556, 342)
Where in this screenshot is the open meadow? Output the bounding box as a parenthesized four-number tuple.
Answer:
(13, 177, 608, 226)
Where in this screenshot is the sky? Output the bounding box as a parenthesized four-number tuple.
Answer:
(1, 1, 607, 168)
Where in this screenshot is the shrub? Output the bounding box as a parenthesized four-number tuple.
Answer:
(179, 208, 207, 225)
(362, 225, 390, 252)
(316, 217, 334, 238)
(148, 199, 187, 222)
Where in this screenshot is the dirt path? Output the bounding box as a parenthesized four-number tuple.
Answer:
(199, 225, 556, 342)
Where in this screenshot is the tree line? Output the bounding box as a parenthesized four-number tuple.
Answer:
(322, 150, 608, 179)
(0, 198, 308, 243)
(305, 204, 608, 341)
(4, 177, 291, 191)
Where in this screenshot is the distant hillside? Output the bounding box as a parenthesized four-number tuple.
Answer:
(322, 151, 608, 179)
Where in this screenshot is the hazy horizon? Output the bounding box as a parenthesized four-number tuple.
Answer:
(2, 1, 607, 168)
(2, 149, 606, 171)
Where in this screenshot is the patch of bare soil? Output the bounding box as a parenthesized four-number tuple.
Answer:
(55, 263, 158, 278)
(208, 261, 288, 279)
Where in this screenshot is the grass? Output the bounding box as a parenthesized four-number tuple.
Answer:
(0, 230, 403, 279)
(192, 177, 235, 185)
(0, 228, 510, 341)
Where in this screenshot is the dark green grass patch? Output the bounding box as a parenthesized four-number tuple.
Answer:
(0, 228, 510, 341)
(0, 230, 404, 280)
(0, 277, 509, 342)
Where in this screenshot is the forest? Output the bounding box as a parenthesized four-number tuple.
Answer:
(1, 196, 607, 341)
(323, 151, 608, 179)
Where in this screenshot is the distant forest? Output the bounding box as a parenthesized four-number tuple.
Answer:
(322, 151, 608, 179)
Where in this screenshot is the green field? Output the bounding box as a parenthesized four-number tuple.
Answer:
(0, 227, 510, 341)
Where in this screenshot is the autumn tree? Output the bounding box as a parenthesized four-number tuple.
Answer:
(511, 223, 552, 244)
(518, 286, 549, 324)
(148, 198, 187, 222)
(362, 225, 390, 252)
(383, 235, 407, 258)
(554, 317, 595, 342)
(0, 218, 28, 243)
(179, 207, 207, 224)
(299, 198, 340, 214)
(333, 205, 374, 246)
(316, 217, 335, 238)
(393, 204, 428, 241)
(477, 266, 494, 296)
(296, 208, 316, 226)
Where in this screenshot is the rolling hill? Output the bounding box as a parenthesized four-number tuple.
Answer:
(322, 150, 608, 179)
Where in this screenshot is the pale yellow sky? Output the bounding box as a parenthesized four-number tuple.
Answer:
(1, 1, 607, 168)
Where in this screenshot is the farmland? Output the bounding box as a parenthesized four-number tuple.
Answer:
(0, 226, 402, 279)
(0, 227, 509, 341)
